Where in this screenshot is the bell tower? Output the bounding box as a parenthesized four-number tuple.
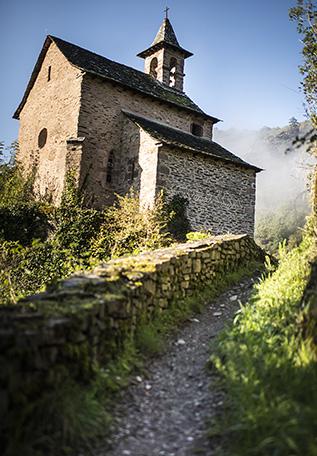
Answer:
(137, 11, 193, 92)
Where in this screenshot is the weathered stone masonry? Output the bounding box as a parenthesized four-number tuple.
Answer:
(157, 146, 256, 235)
(0, 235, 264, 436)
(17, 42, 83, 201)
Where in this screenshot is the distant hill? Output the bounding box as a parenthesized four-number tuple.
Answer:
(214, 120, 314, 215)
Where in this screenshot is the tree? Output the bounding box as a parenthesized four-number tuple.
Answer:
(289, 116, 300, 134)
(0, 142, 4, 166)
(0, 140, 19, 168)
(290, 1, 317, 217)
(290, 1, 317, 124)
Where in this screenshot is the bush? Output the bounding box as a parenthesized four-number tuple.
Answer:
(166, 194, 191, 241)
(0, 204, 51, 245)
(0, 240, 81, 304)
(0, 162, 52, 246)
(0, 163, 36, 207)
(91, 191, 172, 259)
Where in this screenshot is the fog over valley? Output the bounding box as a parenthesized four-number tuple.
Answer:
(214, 120, 315, 217)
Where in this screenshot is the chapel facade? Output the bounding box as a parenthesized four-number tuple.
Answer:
(14, 16, 260, 235)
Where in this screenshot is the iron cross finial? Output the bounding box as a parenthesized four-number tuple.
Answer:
(164, 6, 170, 19)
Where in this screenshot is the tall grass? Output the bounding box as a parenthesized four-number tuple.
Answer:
(211, 229, 317, 455)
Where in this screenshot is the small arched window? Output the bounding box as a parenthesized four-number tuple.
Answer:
(191, 123, 203, 137)
(47, 66, 51, 82)
(38, 128, 48, 148)
(106, 151, 114, 183)
(169, 57, 177, 87)
(150, 57, 158, 79)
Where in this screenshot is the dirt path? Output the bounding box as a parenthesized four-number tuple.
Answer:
(94, 276, 257, 456)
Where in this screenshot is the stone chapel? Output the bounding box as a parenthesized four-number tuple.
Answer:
(14, 16, 261, 235)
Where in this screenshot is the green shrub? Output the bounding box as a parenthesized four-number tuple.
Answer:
(0, 204, 51, 245)
(166, 194, 191, 241)
(91, 190, 173, 259)
(0, 162, 52, 246)
(0, 240, 81, 304)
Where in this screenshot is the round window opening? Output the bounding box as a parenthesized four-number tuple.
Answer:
(38, 128, 48, 148)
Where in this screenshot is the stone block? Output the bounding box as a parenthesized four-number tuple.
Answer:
(193, 259, 202, 273)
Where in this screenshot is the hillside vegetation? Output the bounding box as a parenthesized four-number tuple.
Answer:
(0, 160, 175, 305)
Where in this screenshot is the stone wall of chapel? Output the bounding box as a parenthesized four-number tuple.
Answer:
(17, 42, 83, 203)
(78, 74, 213, 207)
(156, 146, 256, 235)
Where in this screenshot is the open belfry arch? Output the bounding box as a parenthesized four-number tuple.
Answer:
(13, 12, 261, 235)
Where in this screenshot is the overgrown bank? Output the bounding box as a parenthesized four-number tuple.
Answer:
(211, 225, 317, 455)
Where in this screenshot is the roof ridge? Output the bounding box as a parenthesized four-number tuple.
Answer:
(14, 35, 219, 122)
(50, 35, 189, 97)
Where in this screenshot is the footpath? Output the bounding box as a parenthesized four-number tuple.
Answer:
(92, 275, 257, 456)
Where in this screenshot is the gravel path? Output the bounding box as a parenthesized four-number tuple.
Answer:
(94, 276, 257, 456)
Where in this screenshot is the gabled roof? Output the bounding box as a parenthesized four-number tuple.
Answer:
(137, 18, 193, 59)
(13, 35, 213, 120)
(123, 110, 262, 173)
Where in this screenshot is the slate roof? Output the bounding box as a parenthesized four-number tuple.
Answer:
(123, 110, 262, 172)
(152, 18, 181, 47)
(137, 18, 193, 59)
(13, 35, 213, 120)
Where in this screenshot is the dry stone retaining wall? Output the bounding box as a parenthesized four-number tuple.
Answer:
(0, 235, 264, 437)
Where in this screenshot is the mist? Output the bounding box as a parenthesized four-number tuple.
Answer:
(214, 122, 315, 218)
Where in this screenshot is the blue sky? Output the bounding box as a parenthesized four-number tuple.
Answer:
(0, 0, 305, 146)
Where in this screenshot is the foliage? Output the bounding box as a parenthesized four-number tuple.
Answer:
(166, 194, 191, 241)
(0, 146, 52, 246)
(211, 230, 317, 455)
(289, 116, 300, 135)
(186, 231, 211, 241)
(91, 190, 172, 259)
(0, 163, 36, 208)
(5, 378, 111, 456)
(289, 1, 317, 165)
(255, 202, 309, 253)
(0, 170, 175, 304)
(290, 1, 317, 124)
(0, 141, 5, 164)
(0, 240, 81, 304)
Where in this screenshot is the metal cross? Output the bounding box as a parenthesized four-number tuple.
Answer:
(164, 6, 170, 19)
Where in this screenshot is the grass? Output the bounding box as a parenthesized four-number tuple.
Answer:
(211, 229, 317, 456)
